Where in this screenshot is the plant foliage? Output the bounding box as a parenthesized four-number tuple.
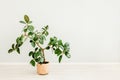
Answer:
(8, 15, 71, 66)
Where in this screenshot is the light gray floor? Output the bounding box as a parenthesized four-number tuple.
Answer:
(0, 63, 120, 80)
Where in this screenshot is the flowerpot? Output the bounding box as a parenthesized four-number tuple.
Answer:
(37, 62, 49, 75)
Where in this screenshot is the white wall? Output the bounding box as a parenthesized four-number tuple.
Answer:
(0, 0, 120, 63)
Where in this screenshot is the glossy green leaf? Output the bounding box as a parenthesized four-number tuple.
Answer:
(35, 57, 40, 62)
(31, 41, 36, 47)
(65, 53, 71, 58)
(59, 45, 64, 51)
(45, 31, 49, 36)
(55, 48, 62, 56)
(16, 37, 20, 43)
(33, 35, 38, 41)
(28, 32, 34, 36)
(8, 49, 13, 53)
(59, 55, 63, 63)
(20, 35, 24, 41)
(32, 53, 35, 58)
(34, 52, 39, 59)
(40, 35, 46, 40)
(39, 39, 43, 44)
(28, 21, 32, 24)
(45, 25, 48, 30)
(49, 37, 57, 45)
(58, 40, 63, 46)
(16, 48, 20, 54)
(19, 42, 23, 47)
(64, 51, 71, 58)
(29, 51, 34, 56)
(38, 49, 41, 52)
(28, 25, 34, 31)
(40, 57, 44, 63)
(12, 44, 15, 49)
(45, 46, 50, 50)
(19, 21, 26, 24)
(23, 28, 27, 32)
(63, 42, 70, 53)
(16, 37, 23, 45)
(64, 42, 69, 48)
(30, 59, 35, 66)
(24, 15, 29, 23)
(35, 47, 38, 51)
(16, 37, 23, 47)
(15, 44, 19, 48)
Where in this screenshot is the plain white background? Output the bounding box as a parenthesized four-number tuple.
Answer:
(0, 0, 120, 63)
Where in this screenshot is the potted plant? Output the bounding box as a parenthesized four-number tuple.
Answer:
(8, 15, 71, 75)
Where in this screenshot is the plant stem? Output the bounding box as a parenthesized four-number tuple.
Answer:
(42, 49, 45, 62)
(36, 42, 46, 62)
(23, 23, 46, 62)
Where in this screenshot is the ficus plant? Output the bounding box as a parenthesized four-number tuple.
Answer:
(8, 15, 71, 66)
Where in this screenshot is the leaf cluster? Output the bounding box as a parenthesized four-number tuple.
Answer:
(47, 37, 71, 63)
(8, 15, 71, 67)
(8, 35, 24, 54)
(29, 48, 44, 66)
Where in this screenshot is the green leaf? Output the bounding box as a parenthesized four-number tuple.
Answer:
(31, 41, 36, 47)
(40, 35, 46, 40)
(18, 42, 23, 47)
(39, 57, 44, 63)
(28, 25, 34, 31)
(45, 25, 49, 30)
(63, 42, 70, 52)
(65, 53, 71, 58)
(30, 59, 35, 67)
(59, 45, 64, 51)
(64, 51, 71, 58)
(8, 49, 13, 53)
(58, 40, 63, 46)
(20, 42, 23, 46)
(16, 37, 23, 47)
(55, 48, 62, 56)
(35, 57, 40, 62)
(28, 21, 32, 24)
(59, 55, 63, 63)
(32, 53, 35, 58)
(16, 37, 20, 43)
(39, 35, 46, 44)
(29, 51, 34, 56)
(24, 28, 27, 32)
(16, 37, 23, 46)
(24, 15, 29, 23)
(64, 47, 70, 52)
(39, 39, 43, 44)
(20, 35, 24, 41)
(12, 44, 15, 49)
(15, 44, 19, 48)
(33, 35, 38, 41)
(64, 42, 69, 48)
(34, 52, 40, 59)
(19, 21, 26, 24)
(28, 32, 34, 36)
(16, 48, 20, 54)
(45, 46, 50, 50)
(45, 31, 49, 36)
(38, 48, 41, 52)
(49, 37, 57, 45)
(35, 47, 38, 51)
